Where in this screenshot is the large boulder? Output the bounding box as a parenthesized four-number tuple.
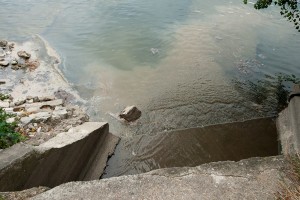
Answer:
(119, 105, 141, 122)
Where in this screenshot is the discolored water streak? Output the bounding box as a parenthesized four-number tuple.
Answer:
(102, 117, 279, 178)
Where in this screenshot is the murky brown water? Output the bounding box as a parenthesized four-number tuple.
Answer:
(102, 117, 278, 178)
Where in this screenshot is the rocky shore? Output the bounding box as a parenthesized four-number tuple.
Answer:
(0, 36, 89, 146)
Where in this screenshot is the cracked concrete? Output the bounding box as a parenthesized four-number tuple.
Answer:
(33, 156, 285, 200)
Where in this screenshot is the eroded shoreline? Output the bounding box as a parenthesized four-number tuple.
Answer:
(0, 36, 89, 146)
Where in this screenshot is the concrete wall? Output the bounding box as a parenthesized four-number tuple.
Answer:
(0, 122, 119, 192)
(277, 96, 300, 155)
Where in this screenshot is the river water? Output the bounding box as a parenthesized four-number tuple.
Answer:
(0, 0, 299, 176)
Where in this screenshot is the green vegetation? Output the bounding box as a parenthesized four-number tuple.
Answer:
(243, 0, 300, 31)
(0, 94, 10, 101)
(0, 195, 5, 200)
(276, 155, 300, 199)
(0, 107, 24, 149)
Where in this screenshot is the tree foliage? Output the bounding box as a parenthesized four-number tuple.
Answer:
(244, 0, 300, 31)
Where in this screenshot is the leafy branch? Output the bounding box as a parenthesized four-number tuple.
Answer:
(244, 0, 300, 31)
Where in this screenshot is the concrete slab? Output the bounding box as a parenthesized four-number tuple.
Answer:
(32, 156, 285, 200)
(277, 96, 300, 154)
(0, 122, 120, 191)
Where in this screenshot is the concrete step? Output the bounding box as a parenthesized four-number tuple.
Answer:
(32, 156, 285, 200)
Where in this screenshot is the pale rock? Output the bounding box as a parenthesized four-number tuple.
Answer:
(52, 106, 68, 120)
(0, 50, 5, 58)
(29, 112, 51, 122)
(0, 79, 8, 85)
(27, 106, 40, 113)
(0, 61, 9, 67)
(11, 59, 18, 65)
(39, 96, 55, 102)
(24, 99, 64, 110)
(26, 96, 33, 100)
(14, 99, 26, 106)
(0, 101, 10, 108)
(6, 117, 15, 123)
(21, 116, 34, 124)
(27, 99, 34, 104)
(119, 105, 142, 122)
(17, 51, 31, 59)
(4, 108, 13, 114)
(27, 124, 34, 129)
(8, 43, 14, 50)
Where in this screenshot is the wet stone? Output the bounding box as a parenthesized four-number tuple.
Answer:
(119, 105, 142, 122)
(0, 40, 8, 48)
(0, 61, 9, 67)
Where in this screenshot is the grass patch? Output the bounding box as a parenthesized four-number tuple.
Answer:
(0, 107, 24, 149)
(276, 155, 300, 199)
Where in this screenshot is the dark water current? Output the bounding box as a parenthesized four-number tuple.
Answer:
(0, 0, 298, 177)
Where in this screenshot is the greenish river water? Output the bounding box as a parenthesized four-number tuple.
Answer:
(1, 0, 299, 177)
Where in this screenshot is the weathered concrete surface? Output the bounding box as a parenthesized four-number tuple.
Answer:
(0, 122, 120, 192)
(0, 144, 40, 191)
(277, 96, 300, 154)
(33, 156, 285, 200)
(0, 187, 49, 200)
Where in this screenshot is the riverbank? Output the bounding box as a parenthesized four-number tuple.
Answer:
(0, 37, 120, 195)
(0, 36, 88, 146)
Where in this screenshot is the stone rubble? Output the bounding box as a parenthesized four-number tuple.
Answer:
(0, 39, 89, 146)
(0, 93, 89, 145)
(0, 93, 88, 144)
(0, 40, 40, 71)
